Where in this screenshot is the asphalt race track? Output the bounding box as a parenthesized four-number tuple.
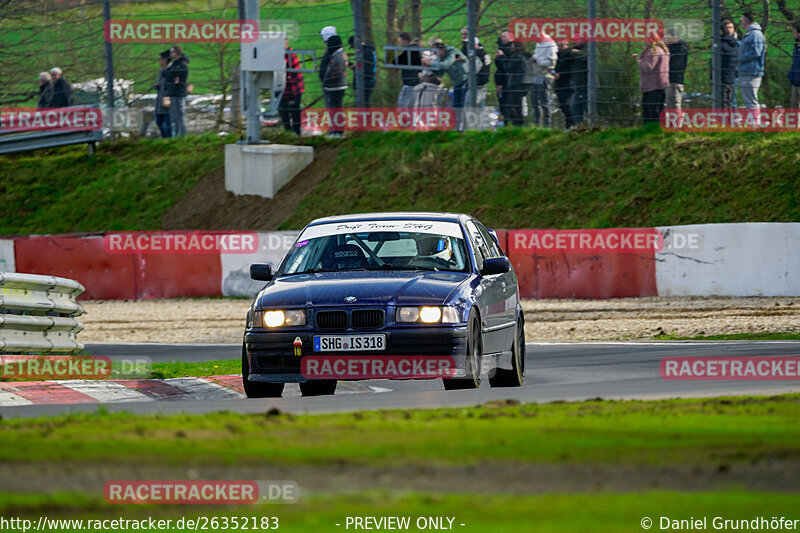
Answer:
(2, 341, 798, 418)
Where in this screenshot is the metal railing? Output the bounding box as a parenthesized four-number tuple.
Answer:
(0, 272, 85, 354)
(0, 129, 103, 156)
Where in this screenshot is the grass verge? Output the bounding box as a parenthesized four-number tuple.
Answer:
(0, 395, 798, 467)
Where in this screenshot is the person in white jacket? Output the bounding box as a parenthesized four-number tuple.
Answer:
(530, 33, 558, 127)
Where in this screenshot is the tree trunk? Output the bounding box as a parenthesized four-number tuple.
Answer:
(410, 0, 421, 40)
(386, 0, 399, 45)
(362, 0, 376, 45)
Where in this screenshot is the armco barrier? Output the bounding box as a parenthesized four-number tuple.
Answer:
(0, 272, 85, 353)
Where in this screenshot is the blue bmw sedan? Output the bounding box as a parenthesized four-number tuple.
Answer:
(243, 212, 525, 397)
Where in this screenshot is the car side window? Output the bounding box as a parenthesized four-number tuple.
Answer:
(476, 223, 502, 258)
(465, 221, 490, 270)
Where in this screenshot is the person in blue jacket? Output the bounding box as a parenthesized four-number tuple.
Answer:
(736, 12, 766, 109)
(789, 23, 800, 109)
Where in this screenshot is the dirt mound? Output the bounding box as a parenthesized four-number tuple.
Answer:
(161, 145, 339, 231)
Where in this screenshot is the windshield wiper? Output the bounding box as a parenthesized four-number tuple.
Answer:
(283, 267, 371, 276)
(371, 265, 441, 272)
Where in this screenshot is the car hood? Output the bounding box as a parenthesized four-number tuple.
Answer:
(257, 270, 470, 308)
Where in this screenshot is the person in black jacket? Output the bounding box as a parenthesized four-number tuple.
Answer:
(665, 30, 689, 110)
(460, 32, 491, 129)
(504, 41, 529, 126)
(494, 31, 514, 125)
(37, 72, 53, 108)
(555, 41, 577, 128)
(153, 50, 172, 138)
(719, 20, 739, 108)
(394, 33, 421, 107)
(49, 67, 73, 108)
(165, 45, 189, 136)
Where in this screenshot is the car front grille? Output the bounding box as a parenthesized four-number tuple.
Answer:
(316, 310, 348, 330)
(352, 309, 384, 329)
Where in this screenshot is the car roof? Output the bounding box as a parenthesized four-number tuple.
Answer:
(307, 212, 470, 226)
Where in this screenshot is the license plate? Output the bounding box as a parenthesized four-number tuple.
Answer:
(313, 334, 386, 352)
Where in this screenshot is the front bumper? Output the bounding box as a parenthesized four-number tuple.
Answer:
(245, 326, 469, 383)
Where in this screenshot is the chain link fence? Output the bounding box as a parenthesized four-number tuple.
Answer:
(1, 0, 797, 135)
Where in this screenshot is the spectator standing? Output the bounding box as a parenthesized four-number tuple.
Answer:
(423, 38, 468, 130)
(636, 41, 670, 124)
(165, 45, 189, 136)
(530, 33, 558, 127)
(789, 23, 800, 109)
(554, 41, 577, 128)
(153, 51, 172, 138)
(719, 20, 739, 108)
(461, 35, 492, 129)
(413, 49, 442, 108)
(319, 34, 348, 136)
(494, 31, 514, 125)
(348, 35, 377, 107)
(570, 42, 588, 125)
(665, 30, 689, 110)
(280, 40, 305, 136)
(504, 41, 531, 126)
(37, 72, 53, 108)
(49, 67, 73, 108)
(736, 12, 766, 109)
(394, 32, 421, 107)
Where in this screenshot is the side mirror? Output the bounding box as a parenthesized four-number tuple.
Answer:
(250, 263, 273, 281)
(480, 256, 510, 276)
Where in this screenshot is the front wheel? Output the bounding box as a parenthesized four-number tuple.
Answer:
(242, 345, 285, 398)
(489, 317, 525, 388)
(443, 313, 482, 390)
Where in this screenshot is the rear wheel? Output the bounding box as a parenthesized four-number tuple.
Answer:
(443, 313, 482, 390)
(489, 317, 525, 387)
(299, 380, 338, 396)
(242, 345, 285, 398)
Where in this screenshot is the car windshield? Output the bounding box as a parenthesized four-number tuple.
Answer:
(280, 221, 470, 274)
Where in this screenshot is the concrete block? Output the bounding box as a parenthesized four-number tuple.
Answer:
(225, 143, 313, 198)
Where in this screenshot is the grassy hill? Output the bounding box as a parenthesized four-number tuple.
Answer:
(0, 128, 798, 236)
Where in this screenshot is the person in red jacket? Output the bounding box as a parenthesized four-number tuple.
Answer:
(635, 41, 670, 125)
(280, 40, 305, 136)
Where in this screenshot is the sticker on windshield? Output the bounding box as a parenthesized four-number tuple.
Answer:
(300, 220, 464, 240)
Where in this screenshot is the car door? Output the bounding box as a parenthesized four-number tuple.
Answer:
(477, 222, 517, 352)
(465, 220, 504, 354)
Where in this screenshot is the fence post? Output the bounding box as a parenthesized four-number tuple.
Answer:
(587, 0, 598, 125)
(351, 0, 367, 108)
(466, 0, 478, 108)
(245, 0, 261, 143)
(102, 0, 115, 139)
(711, 0, 722, 108)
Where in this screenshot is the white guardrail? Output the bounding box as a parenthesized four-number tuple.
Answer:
(0, 272, 85, 354)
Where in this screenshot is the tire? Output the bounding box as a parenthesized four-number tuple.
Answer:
(489, 317, 525, 388)
(443, 312, 482, 390)
(299, 380, 338, 396)
(242, 345, 285, 398)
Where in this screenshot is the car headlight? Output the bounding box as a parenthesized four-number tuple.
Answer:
(396, 306, 459, 324)
(262, 309, 306, 327)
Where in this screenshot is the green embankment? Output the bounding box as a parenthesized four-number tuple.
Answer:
(1, 395, 798, 465)
(1, 129, 798, 236)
